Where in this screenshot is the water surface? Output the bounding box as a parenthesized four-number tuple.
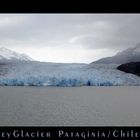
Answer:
(0, 86, 140, 126)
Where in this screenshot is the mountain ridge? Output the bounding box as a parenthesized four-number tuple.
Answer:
(92, 43, 140, 64)
(0, 47, 33, 62)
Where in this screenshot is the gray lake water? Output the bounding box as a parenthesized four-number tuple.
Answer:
(0, 86, 140, 126)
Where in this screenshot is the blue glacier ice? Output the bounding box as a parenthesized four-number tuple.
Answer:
(0, 61, 140, 86)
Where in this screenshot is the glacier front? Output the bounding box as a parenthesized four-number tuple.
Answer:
(0, 61, 140, 86)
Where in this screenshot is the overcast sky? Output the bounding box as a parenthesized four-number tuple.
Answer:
(0, 14, 140, 63)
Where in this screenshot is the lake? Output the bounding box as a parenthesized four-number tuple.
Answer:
(0, 86, 140, 126)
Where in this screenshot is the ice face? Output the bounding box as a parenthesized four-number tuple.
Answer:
(0, 62, 140, 86)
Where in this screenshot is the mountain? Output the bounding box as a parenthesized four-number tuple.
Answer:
(117, 62, 140, 76)
(0, 47, 33, 62)
(92, 43, 140, 64)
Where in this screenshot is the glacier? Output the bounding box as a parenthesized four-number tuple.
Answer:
(0, 61, 140, 86)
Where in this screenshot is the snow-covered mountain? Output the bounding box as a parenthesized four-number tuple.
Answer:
(92, 43, 140, 64)
(0, 47, 33, 62)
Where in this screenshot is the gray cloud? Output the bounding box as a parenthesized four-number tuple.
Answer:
(68, 14, 140, 51)
(0, 14, 140, 62)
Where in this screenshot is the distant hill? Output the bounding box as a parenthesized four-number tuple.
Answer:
(91, 43, 140, 64)
(117, 62, 140, 76)
(0, 47, 33, 62)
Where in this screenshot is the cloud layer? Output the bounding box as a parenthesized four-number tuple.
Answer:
(0, 14, 140, 63)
